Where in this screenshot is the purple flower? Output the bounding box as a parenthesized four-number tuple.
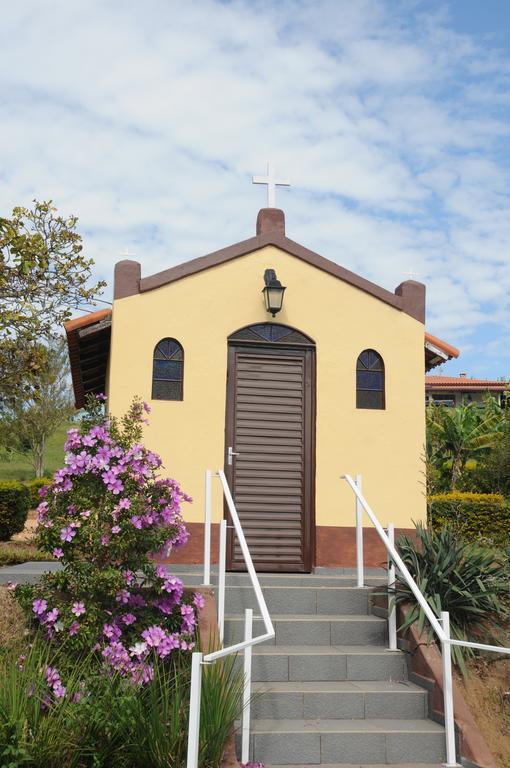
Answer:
(96, 393, 107, 401)
(181, 603, 196, 632)
(111, 525, 121, 534)
(130, 515, 142, 529)
(143, 402, 151, 414)
(60, 526, 76, 543)
(53, 682, 66, 698)
(155, 565, 168, 579)
(80, 509, 91, 519)
(72, 602, 85, 617)
(45, 608, 59, 624)
(45, 666, 60, 686)
(52, 547, 64, 559)
(103, 623, 122, 641)
(141, 625, 167, 648)
(121, 613, 136, 625)
(33, 598, 47, 615)
(69, 621, 80, 636)
(116, 589, 130, 604)
(193, 592, 205, 610)
(123, 569, 134, 585)
(118, 497, 131, 509)
(82, 434, 96, 447)
(101, 534, 110, 546)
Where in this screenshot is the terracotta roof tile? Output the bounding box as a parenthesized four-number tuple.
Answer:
(424, 332, 460, 359)
(426, 376, 509, 390)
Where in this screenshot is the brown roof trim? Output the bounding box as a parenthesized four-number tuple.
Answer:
(425, 332, 460, 359)
(135, 229, 426, 322)
(65, 309, 112, 408)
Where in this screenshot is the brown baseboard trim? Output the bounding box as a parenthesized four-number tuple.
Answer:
(158, 523, 417, 569)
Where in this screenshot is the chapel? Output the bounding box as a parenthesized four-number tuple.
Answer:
(66, 205, 458, 572)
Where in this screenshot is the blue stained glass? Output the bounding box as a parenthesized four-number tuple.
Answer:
(357, 370, 383, 391)
(154, 360, 183, 381)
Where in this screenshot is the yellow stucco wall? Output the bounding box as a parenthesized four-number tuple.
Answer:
(107, 245, 426, 529)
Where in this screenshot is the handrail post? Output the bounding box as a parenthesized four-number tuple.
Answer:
(241, 608, 253, 764)
(355, 474, 364, 588)
(186, 651, 203, 768)
(218, 519, 227, 644)
(441, 612, 459, 767)
(387, 522, 397, 651)
(203, 469, 212, 586)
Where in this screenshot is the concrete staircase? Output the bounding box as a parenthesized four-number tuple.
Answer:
(174, 567, 446, 766)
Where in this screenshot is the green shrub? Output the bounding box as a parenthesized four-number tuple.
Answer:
(0, 481, 30, 541)
(0, 637, 244, 768)
(428, 491, 510, 548)
(395, 524, 510, 674)
(23, 477, 51, 509)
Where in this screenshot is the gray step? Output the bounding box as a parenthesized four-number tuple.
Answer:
(244, 718, 445, 765)
(172, 568, 386, 588)
(267, 764, 441, 768)
(224, 585, 370, 615)
(251, 681, 427, 720)
(226, 614, 387, 646)
(249, 646, 407, 682)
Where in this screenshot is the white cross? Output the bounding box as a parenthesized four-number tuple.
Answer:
(252, 161, 290, 208)
(120, 248, 136, 258)
(403, 266, 420, 280)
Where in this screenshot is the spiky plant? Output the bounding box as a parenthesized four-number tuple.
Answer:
(394, 524, 510, 675)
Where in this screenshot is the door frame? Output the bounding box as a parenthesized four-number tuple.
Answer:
(224, 330, 316, 572)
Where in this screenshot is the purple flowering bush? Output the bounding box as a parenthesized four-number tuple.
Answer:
(15, 395, 203, 683)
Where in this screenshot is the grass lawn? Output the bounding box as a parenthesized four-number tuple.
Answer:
(0, 422, 71, 481)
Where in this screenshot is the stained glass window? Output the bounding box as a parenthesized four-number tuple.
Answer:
(356, 349, 385, 409)
(152, 338, 184, 401)
(229, 323, 314, 346)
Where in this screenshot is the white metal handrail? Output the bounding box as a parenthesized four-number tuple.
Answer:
(343, 473, 510, 768)
(187, 469, 275, 768)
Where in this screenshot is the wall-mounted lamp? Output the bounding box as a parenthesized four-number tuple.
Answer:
(262, 269, 286, 317)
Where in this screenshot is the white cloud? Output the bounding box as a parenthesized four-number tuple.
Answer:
(1, 0, 510, 375)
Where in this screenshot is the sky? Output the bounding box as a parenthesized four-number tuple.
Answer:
(1, 0, 510, 379)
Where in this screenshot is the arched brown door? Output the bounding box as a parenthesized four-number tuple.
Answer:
(224, 323, 316, 573)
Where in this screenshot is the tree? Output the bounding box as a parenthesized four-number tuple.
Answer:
(0, 339, 74, 477)
(0, 200, 105, 405)
(427, 401, 502, 489)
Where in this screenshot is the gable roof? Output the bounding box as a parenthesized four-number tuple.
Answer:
(114, 208, 426, 324)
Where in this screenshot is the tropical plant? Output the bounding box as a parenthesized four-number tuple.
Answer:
(426, 401, 502, 489)
(394, 524, 510, 674)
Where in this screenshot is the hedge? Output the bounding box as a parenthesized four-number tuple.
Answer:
(23, 477, 51, 509)
(0, 481, 30, 541)
(428, 491, 510, 548)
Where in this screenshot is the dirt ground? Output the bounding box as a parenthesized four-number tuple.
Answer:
(0, 586, 26, 652)
(458, 657, 510, 768)
(12, 510, 38, 542)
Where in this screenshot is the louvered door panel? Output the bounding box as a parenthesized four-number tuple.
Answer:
(225, 344, 314, 572)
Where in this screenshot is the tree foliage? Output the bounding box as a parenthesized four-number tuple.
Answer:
(426, 400, 502, 490)
(0, 200, 105, 404)
(0, 338, 74, 477)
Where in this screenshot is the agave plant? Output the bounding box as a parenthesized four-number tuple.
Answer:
(394, 524, 510, 675)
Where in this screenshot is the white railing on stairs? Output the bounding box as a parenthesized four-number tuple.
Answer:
(343, 473, 510, 768)
(187, 469, 275, 768)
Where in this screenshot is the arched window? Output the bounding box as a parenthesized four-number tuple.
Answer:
(356, 349, 385, 409)
(152, 338, 184, 400)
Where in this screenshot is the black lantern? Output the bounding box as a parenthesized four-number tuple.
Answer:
(262, 269, 286, 317)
